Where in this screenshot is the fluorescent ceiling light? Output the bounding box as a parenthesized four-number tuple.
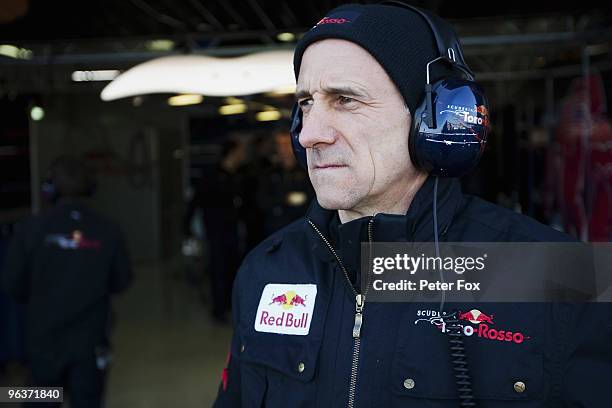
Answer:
(224, 97, 244, 105)
(267, 85, 296, 96)
(256, 110, 282, 121)
(219, 104, 247, 115)
(277, 32, 295, 42)
(30, 106, 44, 121)
(100, 51, 296, 101)
(167, 94, 203, 106)
(0, 44, 32, 59)
(146, 39, 175, 51)
(72, 70, 120, 82)
(287, 191, 307, 206)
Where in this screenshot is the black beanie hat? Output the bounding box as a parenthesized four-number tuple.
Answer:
(293, 3, 455, 115)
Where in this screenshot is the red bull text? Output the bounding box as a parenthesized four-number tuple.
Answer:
(259, 311, 310, 329)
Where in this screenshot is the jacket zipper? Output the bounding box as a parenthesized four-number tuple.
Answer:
(308, 218, 374, 408)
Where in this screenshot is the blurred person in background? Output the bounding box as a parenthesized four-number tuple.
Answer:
(257, 127, 314, 235)
(0, 223, 26, 384)
(545, 74, 612, 242)
(1, 155, 131, 408)
(185, 139, 252, 323)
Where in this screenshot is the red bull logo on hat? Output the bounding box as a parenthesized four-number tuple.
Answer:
(256, 284, 317, 336)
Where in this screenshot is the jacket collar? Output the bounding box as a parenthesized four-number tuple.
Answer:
(304, 176, 464, 262)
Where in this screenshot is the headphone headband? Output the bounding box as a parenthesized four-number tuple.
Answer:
(380, 1, 474, 79)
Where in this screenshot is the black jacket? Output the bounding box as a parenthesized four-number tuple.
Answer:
(214, 176, 612, 407)
(1, 201, 131, 357)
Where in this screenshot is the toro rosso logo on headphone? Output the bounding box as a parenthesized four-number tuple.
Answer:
(315, 11, 361, 27)
(440, 104, 490, 128)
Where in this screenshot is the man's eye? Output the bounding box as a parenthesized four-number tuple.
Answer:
(338, 96, 356, 105)
(298, 99, 312, 108)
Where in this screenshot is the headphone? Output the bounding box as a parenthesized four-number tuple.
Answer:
(290, 1, 489, 177)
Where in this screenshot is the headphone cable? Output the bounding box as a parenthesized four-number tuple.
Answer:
(433, 176, 477, 407)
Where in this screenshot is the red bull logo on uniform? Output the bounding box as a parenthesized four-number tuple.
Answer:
(269, 291, 308, 309)
(255, 284, 317, 336)
(44, 230, 102, 250)
(458, 309, 494, 324)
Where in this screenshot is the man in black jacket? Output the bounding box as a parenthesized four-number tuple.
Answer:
(214, 3, 611, 407)
(2, 156, 131, 408)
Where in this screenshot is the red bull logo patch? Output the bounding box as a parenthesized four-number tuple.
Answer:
(255, 284, 317, 336)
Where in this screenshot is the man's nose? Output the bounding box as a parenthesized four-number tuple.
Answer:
(298, 105, 337, 149)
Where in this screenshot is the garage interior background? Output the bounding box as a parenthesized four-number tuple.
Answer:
(2, 0, 611, 251)
(0, 0, 611, 406)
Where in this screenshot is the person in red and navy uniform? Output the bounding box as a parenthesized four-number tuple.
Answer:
(2, 156, 131, 408)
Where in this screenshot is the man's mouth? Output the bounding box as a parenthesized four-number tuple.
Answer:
(313, 163, 347, 170)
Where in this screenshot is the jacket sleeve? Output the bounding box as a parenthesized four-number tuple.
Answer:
(212, 259, 248, 407)
(1, 223, 30, 302)
(108, 225, 132, 294)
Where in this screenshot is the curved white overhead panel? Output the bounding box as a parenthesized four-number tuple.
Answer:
(100, 50, 296, 101)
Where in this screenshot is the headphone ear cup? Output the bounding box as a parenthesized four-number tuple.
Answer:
(408, 99, 424, 171)
(409, 86, 438, 170)
(410, 77, 489, 177)
(290, 103, 308, 170)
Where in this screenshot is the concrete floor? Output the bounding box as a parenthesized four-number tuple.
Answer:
(104, 259, 232, 408)
(0, 257, 231, 407)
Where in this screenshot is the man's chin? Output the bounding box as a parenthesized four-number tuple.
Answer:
(315, 193, 357, 211)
